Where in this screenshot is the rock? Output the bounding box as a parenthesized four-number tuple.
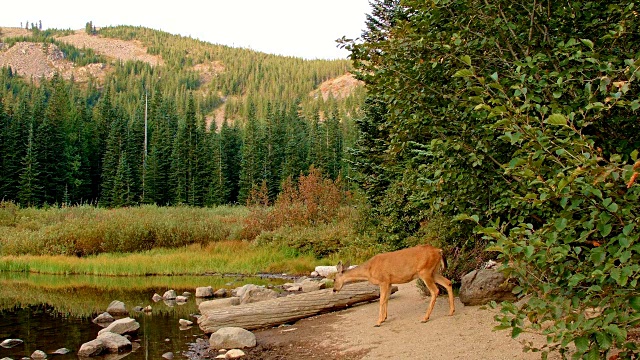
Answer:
(232, 284, 257, 298)
(1, 338, 24, 348)
(198, 297, 241, 312)
(225, 349, 246, 359)
(215, 355, 226, 359)
(176, 296, 188, 303)
(133, 306, 144, 312)
(97, 332, 132, 353)
(143, 305, 152, 312)
(152, 293, 163, 302)
(314, 265, 338, 277)
(31, 350, 47, 359)
(93, 312, 115, 323)
(239, 287, 278, 304)
(300, 279, 326, 292)
(179, 319, 193, 327)
(310, 271, 319, 277)
(98, 317, 140, 336)
(163, 290, 177, 300)
(208, 327, 256, 349)
(78, 339, 105, 357)
(214, 288, 229, 298)
(182, 291, 192, 297)
(284, 284, 301, 292)
(53, 348, 71, 355)
(106, 300, 127, 316)
(459, 269, 516, 306)
(196, 286, 214, 298)
(162, 352, 174, 359)
(164, 299, 177, 307)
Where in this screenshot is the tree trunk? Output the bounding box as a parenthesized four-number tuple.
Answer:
(198, 282, 397, 333)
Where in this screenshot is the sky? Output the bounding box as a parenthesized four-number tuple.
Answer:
(1, 0, 372, 60)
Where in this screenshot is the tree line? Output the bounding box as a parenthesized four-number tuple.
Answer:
(0, 69, 352, 208)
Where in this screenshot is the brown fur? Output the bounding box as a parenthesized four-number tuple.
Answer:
(333, 245, 455, 327)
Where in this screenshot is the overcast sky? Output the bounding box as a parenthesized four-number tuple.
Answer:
(1, 1, 371, 60)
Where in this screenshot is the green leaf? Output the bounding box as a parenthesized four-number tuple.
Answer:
(512, 327, 523, 338)
(490, 72, 499, 81)
(555, 217, 568, 231)
(630, 296, 640, 311)
(453, 69, 474, 78)
(580, 39, 594, 50)
(461, 55, 471, 66)
(596, 332, 612, 350)
(631, 150, 639, 161)
(575, 336, 589, 353)
(546, 114, 567, 126)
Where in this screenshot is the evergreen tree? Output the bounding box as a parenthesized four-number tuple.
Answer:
(237, 102, 263, 204)
(325, 105, 343, 180)
(282, 102, 309, 181)
(205, 122, 225, 206)
(220, 119, 241, 203)
(18, 123, 42, 207)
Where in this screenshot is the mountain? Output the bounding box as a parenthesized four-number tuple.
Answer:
(0, 25, 365, 208)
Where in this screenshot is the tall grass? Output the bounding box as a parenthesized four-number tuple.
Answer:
(0, 204, 248, 256)
(0, 241, 319, 276)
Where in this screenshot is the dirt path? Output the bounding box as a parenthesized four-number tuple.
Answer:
(245, 282, 559, 360)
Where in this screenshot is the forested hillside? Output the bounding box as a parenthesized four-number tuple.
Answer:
(0, 25, 365, 207)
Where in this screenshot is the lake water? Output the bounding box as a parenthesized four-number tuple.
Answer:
(0, 272, 286, 359)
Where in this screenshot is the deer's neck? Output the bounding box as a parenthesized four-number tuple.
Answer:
(342, 264, 371, 283)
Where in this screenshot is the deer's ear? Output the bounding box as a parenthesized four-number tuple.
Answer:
(336, 261, 343, 273)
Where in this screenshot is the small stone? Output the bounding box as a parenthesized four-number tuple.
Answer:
(98, 317, 140, 336)
(176, 296, 188, 303)
(93, 312, 115, 323)
(162, 351, 174, 359)
(196, 286, 214, 298)
(53, 348, 71, 355)
(78, 339, 105, 357)
(106, 300, 127, 315)
(215, 355, 226, 359)
(163, 290, 177, 300)
(179, 319, 194, 327)
(152, 293, 163, 302)
(225, 349, 246, 359)
(310, 271, 319, 277)
(133, 306, 144, 312)
(182, 291, 192, 297)
(214, 288, 228, 298)
(209, 327, 256, 349)
(143, 305, 152, 312)
(31, 350, 47, 359)
(97, 332, 132, 353)
(0, 338, 23, 348)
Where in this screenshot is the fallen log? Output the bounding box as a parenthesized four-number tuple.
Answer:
(198, 282, 397, 333)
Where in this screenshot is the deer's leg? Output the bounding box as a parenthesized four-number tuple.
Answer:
(419, 273, 439, 323)
(375, 283, 391, 327)
(435, 273, 455, 316)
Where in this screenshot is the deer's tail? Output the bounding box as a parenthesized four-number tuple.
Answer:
(439, 249, 448, 272)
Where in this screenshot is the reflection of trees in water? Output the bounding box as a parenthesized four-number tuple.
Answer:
(0, 273, 284, 317)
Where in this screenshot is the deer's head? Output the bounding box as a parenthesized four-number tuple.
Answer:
(332, 261, 347, 293)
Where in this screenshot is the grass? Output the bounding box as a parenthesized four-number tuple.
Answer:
(0, 241, 320, 276)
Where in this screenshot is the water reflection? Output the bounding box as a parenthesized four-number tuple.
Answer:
(0, 272, 285, 359)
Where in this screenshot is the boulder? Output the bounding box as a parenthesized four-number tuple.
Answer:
(176, 296, 188, 303)
(163, 290, 177, 300)
(198, 297, 241, 312)
(106, 300, 127, 316)
(208, 327, 256, 349)
(98, 317, 140, 336)
(162, 352, 174, 359)
(196, 286, 214, 298)
(240, 287, 278, 304)
(152, 293, 163, 302)
(182, 292, 192, 297)
(53, 348, 71, 355)
(78, 339, 105, 357)
(0, 338, 23, 348)
(31, 350, 47, 359)
(459, 269, 516, 306)
(97, 332, 132, 353)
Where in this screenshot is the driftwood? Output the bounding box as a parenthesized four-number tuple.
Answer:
(198, 282, 397, 333)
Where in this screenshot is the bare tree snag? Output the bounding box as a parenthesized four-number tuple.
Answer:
(198, 282, 397, 333)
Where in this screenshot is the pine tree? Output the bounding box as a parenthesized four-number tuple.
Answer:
(18, 123, 41, 207)
(282, 102, 309, 181)
(237, 102, 263, 204)
(220, 119, 241, 203)
(325, 105, 343, 180)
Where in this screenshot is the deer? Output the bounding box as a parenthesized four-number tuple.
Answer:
(332, 244, 455, 327)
